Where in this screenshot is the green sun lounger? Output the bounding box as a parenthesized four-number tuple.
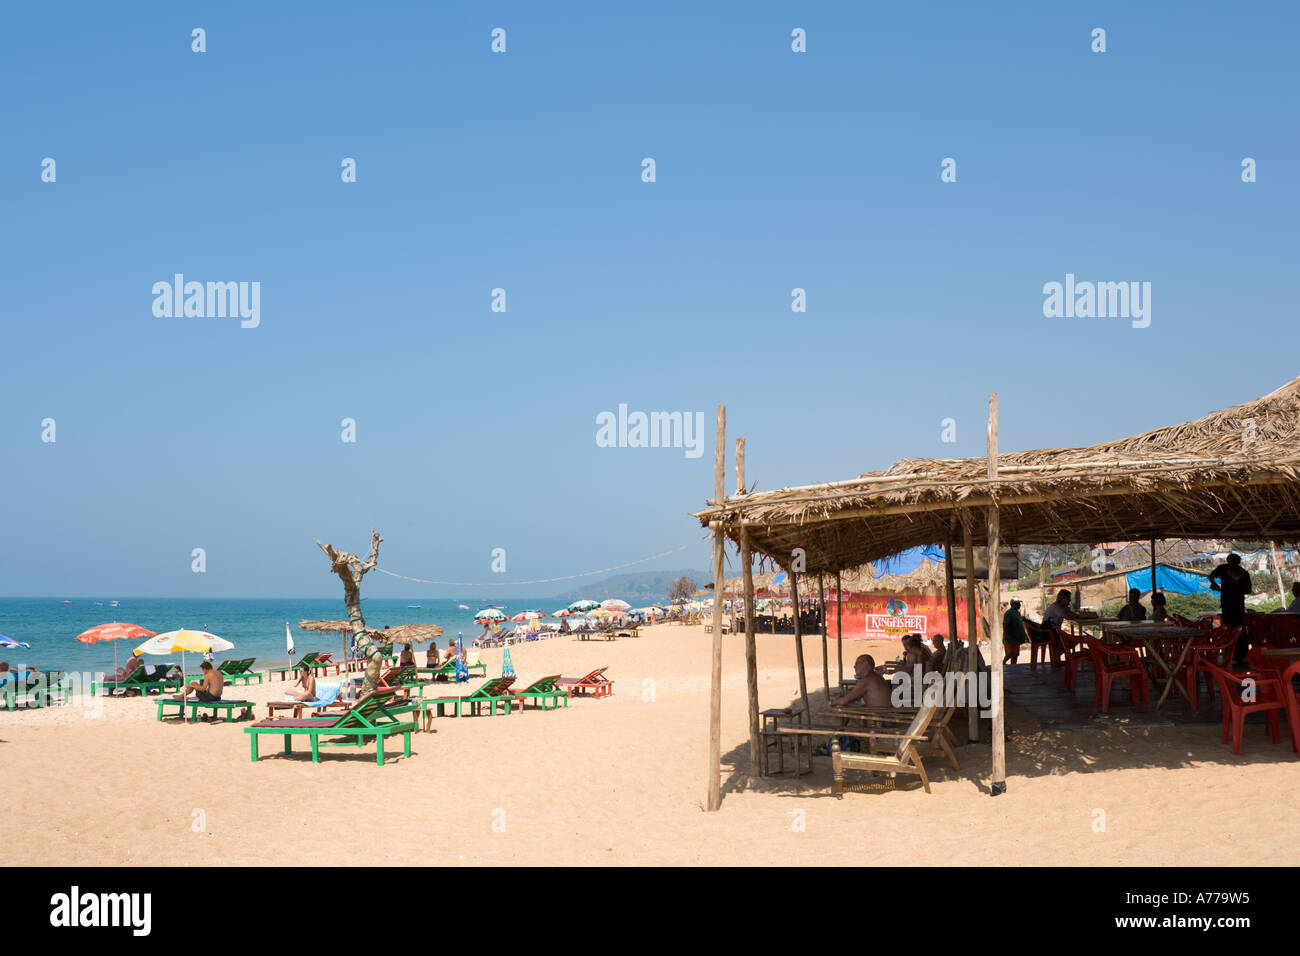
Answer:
(101, 665, 181, 697)
(245, 690, 417, 765)
(418, 657, 488, 680)
(3, 672, 51, 710)
(156, 697, 256, 723)
(267, 652, 321, 681)
(217, 659, 263, 685)
(508, 675, 569, 711)
(418, 677, 517, 728)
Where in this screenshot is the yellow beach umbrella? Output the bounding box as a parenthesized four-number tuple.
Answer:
(134, 629, 234, 695)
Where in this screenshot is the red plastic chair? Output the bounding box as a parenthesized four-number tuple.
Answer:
(1178, 626, 1243, 709)
(1202, 661, 1287, 754)
(1082, 636, 1150, 713)
(1026, 619, 1064, 671)
(1057, 626, 1092, 693)
(1247, 650, 1300, 755)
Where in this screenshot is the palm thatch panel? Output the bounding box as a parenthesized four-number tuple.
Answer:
(695, 376, 1300, 573)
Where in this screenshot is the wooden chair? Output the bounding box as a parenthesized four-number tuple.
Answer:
(831, 702, 938, 796)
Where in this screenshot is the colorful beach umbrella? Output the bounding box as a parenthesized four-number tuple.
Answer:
(0, 634, 31, 650)
(600, 599, 632, 610)
(551, 609, 573, 617)
(135, 629, 234, 698)
(474, 608, 506, 621)
(75, 622, 156, 677)
(501, 645, 515, 678)
(568, 600, 599, 612)
(510, 610, 544, 622)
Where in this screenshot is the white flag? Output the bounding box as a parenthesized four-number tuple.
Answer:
(285, 621, 295, 656)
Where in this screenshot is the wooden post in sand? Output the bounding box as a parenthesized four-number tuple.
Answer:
(1150, 537, 1158, 597)
(987, 393, 1005, 795)
(737, 438, 760, 773)
(944, 529, 959, 655)
(818, 576, 830, 699)
(835, 571, 844, 683)
(963, 520, 979, 743)
(791, 571, 810, 721)
(706, 405, 726, 812)
(1269, 541, 1288, 605)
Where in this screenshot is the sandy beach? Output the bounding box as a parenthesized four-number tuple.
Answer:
(2, 622, 1294, 867)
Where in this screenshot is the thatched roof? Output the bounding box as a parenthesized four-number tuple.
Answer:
(298, 620, 352, 632)
(721, 559, 950, 595)
(695, 377, 1300, 574)
(380, 624, 445, 644)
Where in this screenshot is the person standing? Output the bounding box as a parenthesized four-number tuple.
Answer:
(1208, 553, 1253, 662)
(1002, 599, 1028, 665)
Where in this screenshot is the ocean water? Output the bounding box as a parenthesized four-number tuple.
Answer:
(0, 597, 543, 675)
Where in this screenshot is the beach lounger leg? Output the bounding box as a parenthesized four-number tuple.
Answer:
(403, 731, 410, 757)
(310, 734, 319, 762)
(284, 735, 292, 755)
(377, 734, 385, 766)
(250, 734, 260, 762)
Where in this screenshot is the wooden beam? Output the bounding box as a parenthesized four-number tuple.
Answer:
(738, 437, 759, 773)
(835, 570, 844, 683)
(988, 393, 1005, 795)
(706, 405, 726, 812)
(944, 528, 959, 651)
(963, 519, 979, 744)
(818, 575, 830, 699)
(791, 571, 810, 721)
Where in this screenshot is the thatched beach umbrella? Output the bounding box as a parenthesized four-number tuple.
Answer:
(299, 619, 354, 672)
(380, 623, 445, 646)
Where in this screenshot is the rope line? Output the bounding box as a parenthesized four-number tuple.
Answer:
(372, 537, 710, 587)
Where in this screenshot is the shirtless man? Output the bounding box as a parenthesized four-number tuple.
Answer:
(831, 654, 893, 708)
(174, 661, 224, 701)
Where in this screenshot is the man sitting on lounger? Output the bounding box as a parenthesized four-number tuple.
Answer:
(174, 661, 224, 702)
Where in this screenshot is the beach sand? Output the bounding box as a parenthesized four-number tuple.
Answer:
(2, 622, 1294, 866)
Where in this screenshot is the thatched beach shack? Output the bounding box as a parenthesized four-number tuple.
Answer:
(694, 377, 1300, 809)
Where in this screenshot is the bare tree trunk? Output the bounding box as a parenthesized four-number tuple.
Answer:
(317, 529, 384, 697)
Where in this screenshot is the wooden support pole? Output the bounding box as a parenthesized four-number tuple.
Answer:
(963, 519, 979, 743)
(1269, 540, 1288, 606)
(791, 571, 810, 721)
(818, 576, 830, 699)
(706, 405, 726, 812)
(944, 529, 959, 650)
(835, 571, 844, 683)
(988, 393, 1006, 795)
(1150, 536, 1157, 596)
(737, 437, 760, 773)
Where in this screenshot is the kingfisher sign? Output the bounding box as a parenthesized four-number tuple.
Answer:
(832, 592, 975, 641)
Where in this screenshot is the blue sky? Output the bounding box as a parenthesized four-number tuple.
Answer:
(2, 2, 1296, 598)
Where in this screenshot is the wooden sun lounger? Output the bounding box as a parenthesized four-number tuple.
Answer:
(508, 675, 569, 711)
(101, 666, 181, 697)
(156, 698, 256, 723)
(829, 701, 939, 795)
(418, 677, 517, 729)
(267, 652, 321, 681)
(556, 667, 614, 699)
(245, 690, 417, 765)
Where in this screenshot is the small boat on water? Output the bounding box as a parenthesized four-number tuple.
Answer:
(457, 604, 470, 610)
(407, 604, 422, 609)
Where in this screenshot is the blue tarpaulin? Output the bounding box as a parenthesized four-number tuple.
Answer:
(872, 546, 946, 577)
(1125, 564, 1211, 596)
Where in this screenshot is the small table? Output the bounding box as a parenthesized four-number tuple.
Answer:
(760, 707, 808, 775)
(1102, 622, 1203, 709)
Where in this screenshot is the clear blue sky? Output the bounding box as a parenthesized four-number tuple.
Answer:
(2, 2, 1296, 598)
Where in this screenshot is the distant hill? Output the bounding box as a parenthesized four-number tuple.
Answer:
(553, 569, 710, 604)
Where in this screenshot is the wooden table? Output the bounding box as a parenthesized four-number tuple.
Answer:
(1102, 621, 1203, 709)
(572, 629, 616, 642)
(759, 707, 807, 775)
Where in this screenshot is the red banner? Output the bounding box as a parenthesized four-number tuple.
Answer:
(829, 591, 974, 642)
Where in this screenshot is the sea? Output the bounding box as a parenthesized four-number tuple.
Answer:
(0, 597, 543, 675)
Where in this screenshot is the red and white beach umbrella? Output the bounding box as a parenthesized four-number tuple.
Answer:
(75, 622, 156, 676)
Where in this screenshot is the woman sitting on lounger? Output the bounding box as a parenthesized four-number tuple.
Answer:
(425, 643, 440, 669)
(285, 663, 317, 702)
(398, 644, 416, 667)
